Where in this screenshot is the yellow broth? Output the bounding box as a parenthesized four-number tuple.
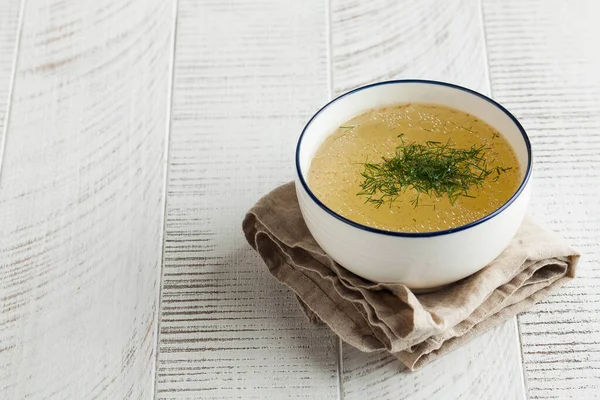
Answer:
(307, 103, 521, 233)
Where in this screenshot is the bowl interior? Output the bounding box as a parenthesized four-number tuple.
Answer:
(297, 81, 530, 185)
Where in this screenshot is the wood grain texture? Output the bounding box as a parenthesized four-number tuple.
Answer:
(331, 0, 489, 93)
(330, 1, 526, 399)
(0, 0, 175, 398)
(154, 1, 339, 398)
(483, 1, 600, 398)
(342, 320, 524, 400)
(0, 0, 22, 142)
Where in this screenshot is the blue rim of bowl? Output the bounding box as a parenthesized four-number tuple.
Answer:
(295, 79, 532, 238)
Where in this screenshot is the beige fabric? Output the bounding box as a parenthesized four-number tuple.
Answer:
(242, 182, 579, 371)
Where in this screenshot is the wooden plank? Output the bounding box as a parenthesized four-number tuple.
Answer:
(331, 0, 489, 93)
(330, 1, 527, 398)
(0, 0, 22, 142)
(0, 0, 176, 398)
(342, 319, 524, 399)
(482, 1, 600, 398)
(154, 1, 339, 399)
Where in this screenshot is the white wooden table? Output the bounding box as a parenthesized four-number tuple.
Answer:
(1, 1, 598, 399)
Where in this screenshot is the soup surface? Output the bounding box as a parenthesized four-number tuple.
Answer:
(307, 103, 521, 232)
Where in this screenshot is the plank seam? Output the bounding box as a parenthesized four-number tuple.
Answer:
(478, 0, 494, 97)
(514, 317, 530, 400)
(152, 0, 180, 398)
(326, 0, 334, 99)
(0, 0, 26, 181)
(325, 0, 343, 398)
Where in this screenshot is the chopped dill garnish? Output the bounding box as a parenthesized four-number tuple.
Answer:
(357, 136, 511, 208)
(340, 126, 355, 129)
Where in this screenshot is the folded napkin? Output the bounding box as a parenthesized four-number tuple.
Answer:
(242, 182, 579, 370)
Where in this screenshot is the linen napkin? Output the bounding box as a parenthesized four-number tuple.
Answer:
(242, 182, 579, 370)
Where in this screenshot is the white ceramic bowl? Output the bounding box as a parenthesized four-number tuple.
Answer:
(295, 80, 532, 290)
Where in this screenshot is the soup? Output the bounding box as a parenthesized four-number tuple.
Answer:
(307, 103, 521, 233)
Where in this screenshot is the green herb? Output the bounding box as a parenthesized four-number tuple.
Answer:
(357, 136, 511, 208)
(340, 125, 355, 129)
